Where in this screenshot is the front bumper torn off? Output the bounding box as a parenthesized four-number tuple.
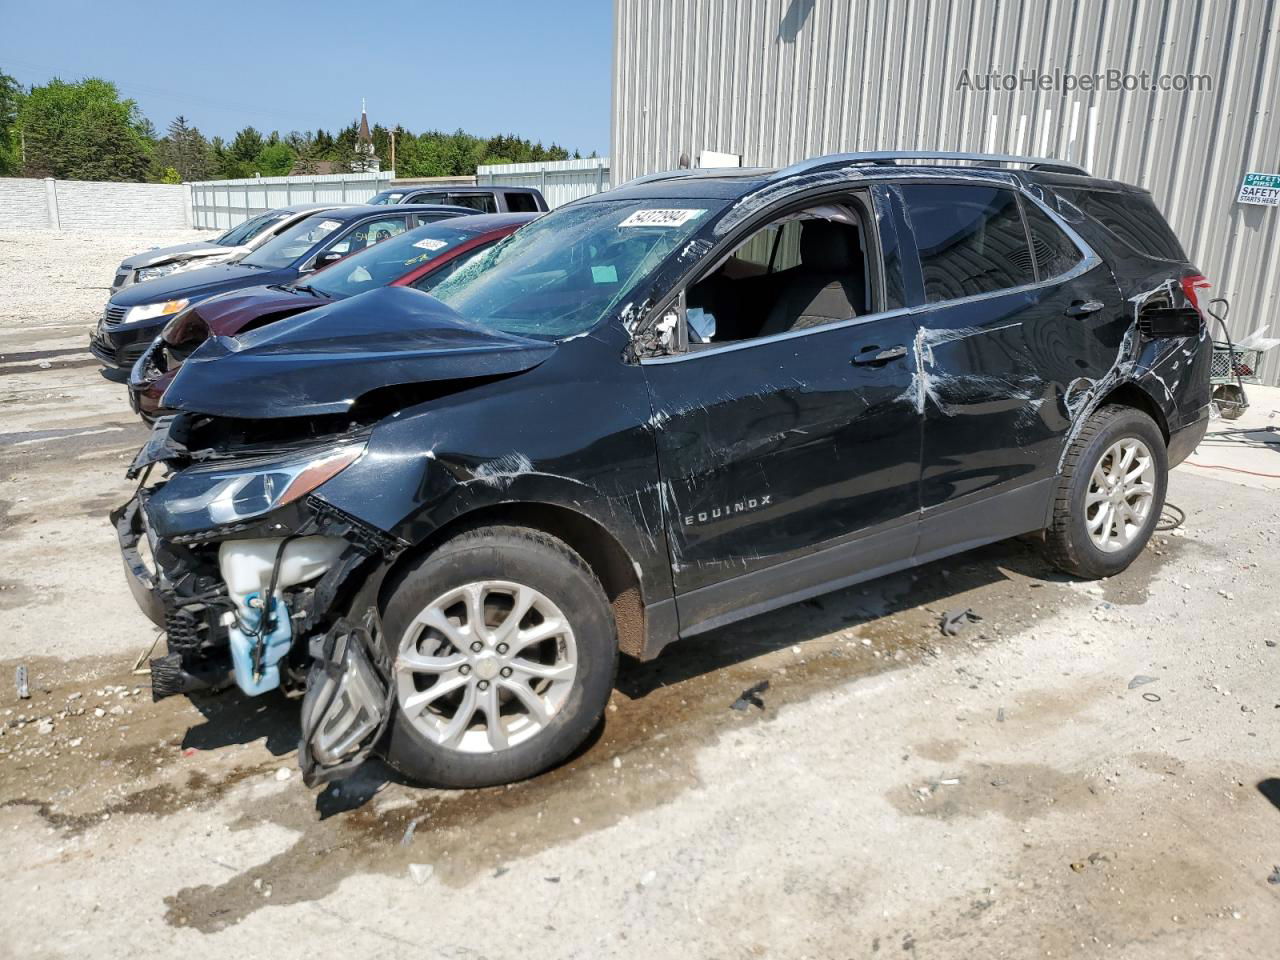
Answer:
(112, 496, 165, 628)
(299, 618, 394, 786)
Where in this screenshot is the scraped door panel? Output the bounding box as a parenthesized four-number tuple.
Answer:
(642, 314, 922, 613)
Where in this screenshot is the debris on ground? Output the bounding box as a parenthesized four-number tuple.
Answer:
(1267, 866, 1280, 885)
(1069, 852, 1111, 873)
(408, 863, 434, 885)
(15, 665, 29, 699)
(996, 707, 1006, 723)
(1128, 675, 1158, 689)
(400, 818, 420, 846)
(940, 609, 982, 637)
(731, 680, 770, 712)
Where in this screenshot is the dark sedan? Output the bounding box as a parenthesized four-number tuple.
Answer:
(90, 204, 475, 368)
(127, 213, 537, 419)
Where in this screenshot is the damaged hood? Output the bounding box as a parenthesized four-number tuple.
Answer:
(121, 241, 240, 270)
(178, 284, 330, 340)
(160, 286, 556, 419)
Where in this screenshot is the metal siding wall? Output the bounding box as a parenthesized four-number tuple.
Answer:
(612, 0, 1280, 382)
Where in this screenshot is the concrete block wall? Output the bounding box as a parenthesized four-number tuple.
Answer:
(0, 177, 192, 232)
(0, 178, 51, 227)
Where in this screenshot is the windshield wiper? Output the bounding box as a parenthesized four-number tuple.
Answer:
(291, 283, 328, 297)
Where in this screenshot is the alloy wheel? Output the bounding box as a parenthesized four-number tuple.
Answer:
(395, 581, 578, 753)
(1085, 437, 1156, 553)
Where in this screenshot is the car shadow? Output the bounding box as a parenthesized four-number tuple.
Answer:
(98, 367, 130, 384)
(616, 536, 1073, 700)
(1257, 778, 1280, 813)
(171, 532, 1113, 813)
(181, 686, 300, 756)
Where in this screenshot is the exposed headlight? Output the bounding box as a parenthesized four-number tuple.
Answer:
(154, 442, 366, 531)
(124, 299, 190, 324)
(136, 263, 178, 282)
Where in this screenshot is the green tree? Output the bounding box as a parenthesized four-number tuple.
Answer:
(154, 115, 213, 181)
(0, 70, 22, 175)
(18, 77, 151, 181)
(253, 141, 295, 177)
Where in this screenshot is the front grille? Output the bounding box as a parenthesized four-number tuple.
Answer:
(103, 303, 128, 326)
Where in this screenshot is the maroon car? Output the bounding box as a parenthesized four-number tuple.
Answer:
(128, 212, 537, 420)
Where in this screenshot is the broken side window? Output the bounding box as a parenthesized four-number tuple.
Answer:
(683, 198, 876, 346)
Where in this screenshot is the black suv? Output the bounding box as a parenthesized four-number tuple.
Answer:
(115, 151, 1211, 789)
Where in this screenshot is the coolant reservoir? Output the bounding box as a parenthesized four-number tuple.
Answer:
(218, 537, 348, 615)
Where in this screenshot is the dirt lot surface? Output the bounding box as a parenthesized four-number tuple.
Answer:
(1, 230, 1277, 958)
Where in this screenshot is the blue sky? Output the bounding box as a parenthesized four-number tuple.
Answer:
(0, 0, 614, 154)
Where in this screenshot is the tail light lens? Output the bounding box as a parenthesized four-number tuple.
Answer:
(1180, 274, 1211, 317)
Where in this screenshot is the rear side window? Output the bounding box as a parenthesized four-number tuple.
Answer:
(447, 193, 498, 213)
(901, 184, 1036, 303)
(1021, 200, 1083, 280)
(504, 192, 540, 213)
(1065, 189, 1186, 261)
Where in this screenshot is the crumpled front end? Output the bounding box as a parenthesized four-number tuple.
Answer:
(115, 413, 406, 782)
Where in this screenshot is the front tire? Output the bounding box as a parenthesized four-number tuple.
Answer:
(1043, 404, 1168, 579)
(380, 525, 617, 788)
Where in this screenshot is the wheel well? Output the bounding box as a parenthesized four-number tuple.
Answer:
(1098, 382, 1170, 443)
(380, 503, 648, 659)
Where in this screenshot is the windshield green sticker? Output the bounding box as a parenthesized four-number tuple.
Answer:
(619, 208, 706, 228)
(591, 264, 618, 283)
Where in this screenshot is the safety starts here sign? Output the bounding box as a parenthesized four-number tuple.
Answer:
(1237, 172, 1280, 206)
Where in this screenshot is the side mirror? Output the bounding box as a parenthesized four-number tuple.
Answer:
(311, 251, 344, 271)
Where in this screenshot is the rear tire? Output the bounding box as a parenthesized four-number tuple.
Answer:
(380, 525, 617, 788)
(1043, 404, 1168, 579)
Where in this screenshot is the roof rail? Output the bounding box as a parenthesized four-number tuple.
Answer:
(774, 151, 1089, 179)
(620, 166, 775, 188)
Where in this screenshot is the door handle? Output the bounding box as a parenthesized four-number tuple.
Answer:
(852, 345, 907, 365)
(1065, 300, 1105, 318)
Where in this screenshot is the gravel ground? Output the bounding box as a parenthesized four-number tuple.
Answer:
(0, 231, 1277, 959)
(0, 229, 208, 327)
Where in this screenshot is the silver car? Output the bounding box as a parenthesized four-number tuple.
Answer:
(110, 203, 354, 293)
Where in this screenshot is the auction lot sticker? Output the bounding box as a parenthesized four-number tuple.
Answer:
(1237, 172, 1280, 206)
(620, 208, 706, 227)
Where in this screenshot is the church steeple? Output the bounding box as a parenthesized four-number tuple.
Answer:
(355, 99, 378, 172)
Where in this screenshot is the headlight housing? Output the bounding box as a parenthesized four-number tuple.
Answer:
(150, 442, 366, 535)
(136, 263, 178, 282)
(125, 299, 190, 324)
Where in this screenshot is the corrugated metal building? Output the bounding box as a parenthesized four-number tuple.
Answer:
(611, 0, 1280, 382)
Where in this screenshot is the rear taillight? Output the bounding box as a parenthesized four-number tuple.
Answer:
(1181, 274, 1211, 316)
